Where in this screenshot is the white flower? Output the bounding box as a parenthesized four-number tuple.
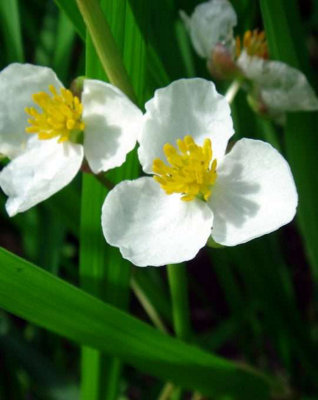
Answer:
(181, 0, 318, 114)
(0, 63, 142, 216)
(101, 79, 298, 267)
(180, 0, 237, 59)
(237, 51, 318, 113)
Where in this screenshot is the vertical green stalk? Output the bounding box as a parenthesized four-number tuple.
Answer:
(78, 0, 147, 397)
(79, 173, 110, 400)
(79, 5, 132, 399)
(167, 263, 191, 399)
(76, 0, 136, 102)
(0, 0, 24, 63)
(225, 80, 242, 104)
(131, 277, 168, 334)
(167, 264, 191, 341)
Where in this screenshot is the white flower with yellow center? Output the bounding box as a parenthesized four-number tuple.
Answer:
(101, 79, 298, 267)
(0, 63, 142, 216)
(181, 0, 318, 115)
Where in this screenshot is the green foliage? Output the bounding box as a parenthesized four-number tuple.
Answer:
(55, 0, 85, 40)
(0, 0, 24, 62)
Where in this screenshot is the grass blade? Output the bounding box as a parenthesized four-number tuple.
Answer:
(0, 247, 274, 399)
(54, 0, 86, 40)
(0, 0, 24, 62)
(53, 10, 77, 82)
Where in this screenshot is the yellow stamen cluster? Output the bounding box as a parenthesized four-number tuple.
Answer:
(152, 135, 218, 202)
(235, 30, 268, 59)
(25, 85, 85, 142)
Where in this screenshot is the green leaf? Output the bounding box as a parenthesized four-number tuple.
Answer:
(34, 2, 58, 67)
(45, 184, 80, 237)
(0, 247, 272, 399)
(53, 10, 77, 81)
(0, 0, 24, 63)
(54, 0, 86, 40)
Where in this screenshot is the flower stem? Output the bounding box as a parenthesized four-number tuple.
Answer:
(225, 79, 241, 104)
(158, 382, 175, 400)
(81, 161, 114, 190)
(76, 0, 137, 102)
(167, 263, 191, 341)
(95, 172, 114, 191)
(130, 277, 169, 334)
(167, 263, 191, 399)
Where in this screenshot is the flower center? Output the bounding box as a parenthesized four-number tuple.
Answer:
(152, 135, 217, 202)
(235, 30, 268, 59)
(25, 85, 85, 143)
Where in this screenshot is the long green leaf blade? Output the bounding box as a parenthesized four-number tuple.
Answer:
(0, 0, 24, 62)
(0, 247, 272, 399)
(54, 0, 86, 40)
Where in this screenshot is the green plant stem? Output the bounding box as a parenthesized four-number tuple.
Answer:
(79, 8, 132, 396)
(167, 263, 191, 341)
(166, 267, 193, 400)
(167, 263, 192, 399)
(225, 79, 241, 104)
(95, 172, 114, 190)
(131, 277, 169, 334)
(75, 0, 136, 102)
(191, 393, 204, 400)
(158, 382, 175, 400)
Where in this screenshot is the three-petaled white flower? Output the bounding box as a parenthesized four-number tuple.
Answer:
(102, 78, 298, 267)
(181, 0, 318, 118)
(0, 63, 142, 216)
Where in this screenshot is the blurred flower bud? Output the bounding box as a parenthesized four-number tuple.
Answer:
(208, 43, 241, 80)
(70, 76, 85, 99)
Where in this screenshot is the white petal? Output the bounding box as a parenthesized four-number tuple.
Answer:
(0, 137, 83, 216)
(180, 0, 237, 59)
(82, 80, 142, 174)
(208, 138, 297, 246)
(237, 51, 318, 112)
(102, 177, 214, 267)
(0, 63, 64, 159)
(138, 78, 234, 174)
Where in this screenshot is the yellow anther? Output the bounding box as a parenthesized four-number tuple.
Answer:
(152, 135, 218, 202)
(25, 85, 85, 143)
(235, 29, 268, 59)
(67, 119, 76, 130)
(243, 30, 252, 49)
(235, 36, 241, 59)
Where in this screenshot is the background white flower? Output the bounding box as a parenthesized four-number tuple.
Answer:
(0, 63, 142, 216)
(237, 51, 318, 113)
(102, 78, 298, 267)
(180, 0, 237, 59)
(181, 0, 318, 115)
